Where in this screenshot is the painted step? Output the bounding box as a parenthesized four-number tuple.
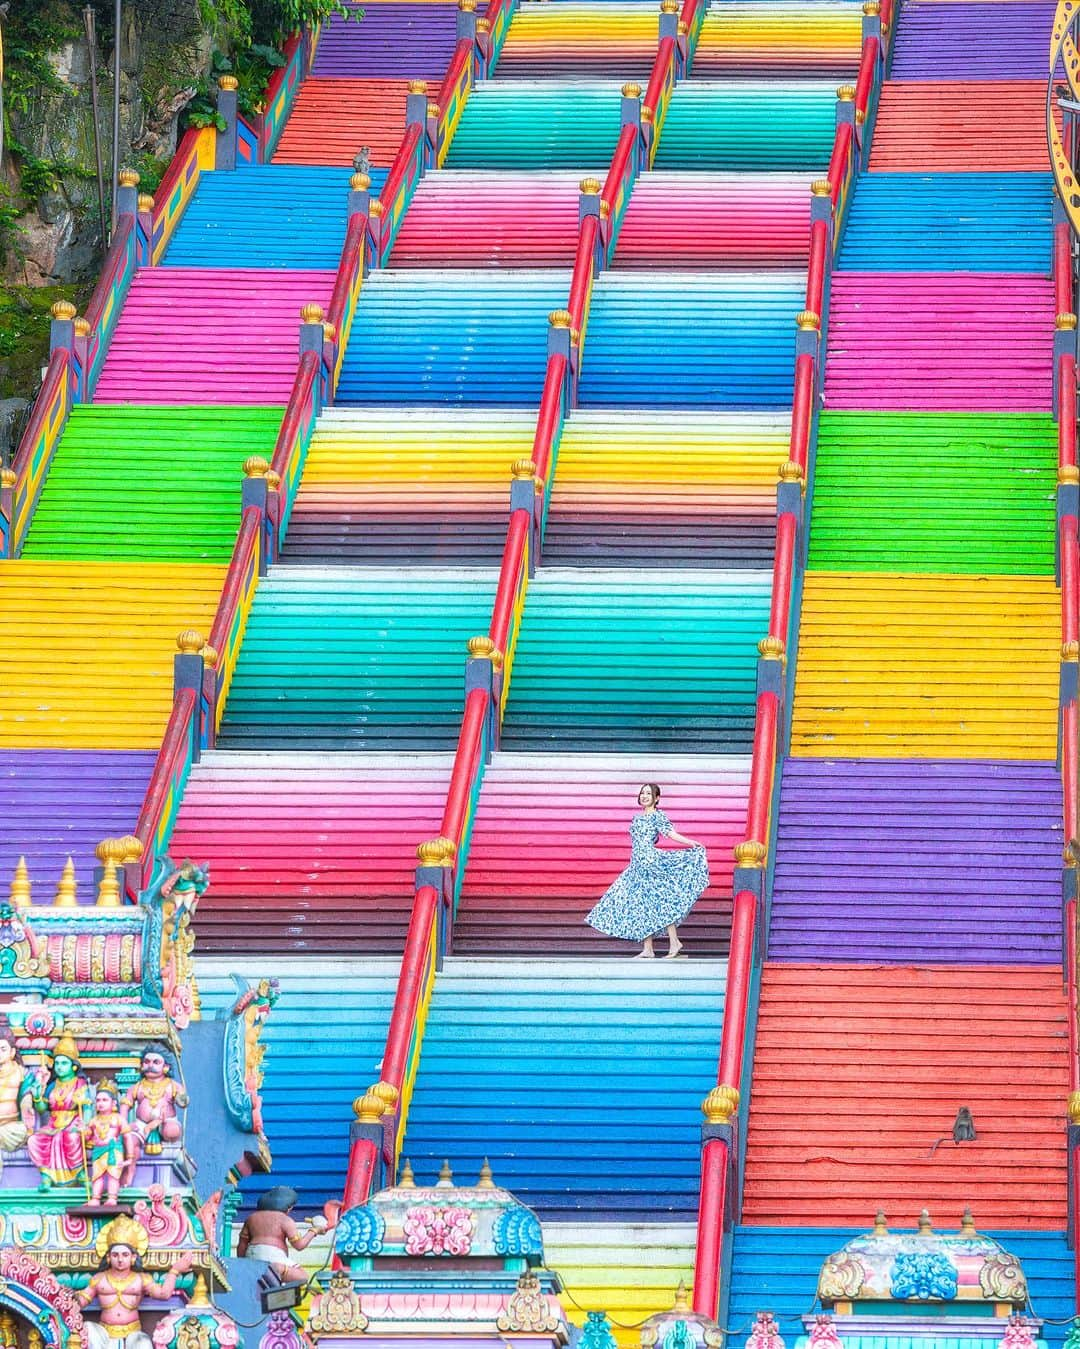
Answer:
(391, 171, 589, 267)
(654, 81, 838, 170)
(500, 568, 771, 752)
(401, 958, 726, 1219)
(0, 561, 225, 749)
(453, 752, 749, 957)
(199, 957, 397, 1207)
(311, 2, 466, 77)
(769, 759, 1063, 964)
(695, 3, 864, 77)
(578, 272, 803, 408)
(615, 172, 814, 268)
(445, 81, 623, 169)
(0, 750, 155, 899)
(282, 407, 536, 563)
(742, 964, 1069, 1228)
(543, 410, 786, 568)
(790, 572, 1059, 759)
(496, 4, 660, 79)
(808, 412, 1056, 575)
(869, 81, 1047, 171)
(337, 268, 571, 405)
(92, 268, 335, 406)
(163, 165, 387, 270)
(22, 405, 282, 563)
(728, 1227, 1074, 1349)
(172, 752, 453, 953)
(823, 273, 1053, 412)
(274, 79, 421, 168)
(545, 1222, 695, 1348)
(890, 1, 1054, 79)
(217, 566, 497, 750)
(837, 173, 1053, 271)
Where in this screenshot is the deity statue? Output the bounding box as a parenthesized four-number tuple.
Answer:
(122, 1044, 187, 1159)
(27, 1034, 92, 1189)
(77, 1215, 194, 1349)
(83, 1081, 136, 1207)
(0, 1029, 34, 1167)
(237, 1186, 334, 1283)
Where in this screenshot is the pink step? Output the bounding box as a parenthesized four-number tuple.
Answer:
(391, 172, 587, 267)
(453, 753, 751, 957)
(170, 753, 452, 953)
(617, 172, 814, 268)
(93, 268, 337, 405)
(824, 272, 1054, 411)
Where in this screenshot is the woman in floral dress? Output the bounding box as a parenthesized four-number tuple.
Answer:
(586, 783, 709, 958)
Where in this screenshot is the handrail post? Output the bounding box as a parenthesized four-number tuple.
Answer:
(241, 455, 273, 574)
(299, 302, 330, 407)
(510, 458, 541, 576)
(215, 74, 240, 170)
(1059, 467, 1079, 587)
(548, 310, 574, 404)
(417, 847, 455, 965)
(457, 0, 478, 44)
(621, 81, 645, 171)
(349, 169, 376, 269)
(579, 177, 603, 271)
(465, 638, 500, 755)
(173, 631, 208, 759)
(795, 309, 822, 398)
(660, 0, 682, 76)
(1057, 315, 1078, 413)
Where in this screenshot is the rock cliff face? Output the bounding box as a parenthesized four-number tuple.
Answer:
(6, 0, 213, 286)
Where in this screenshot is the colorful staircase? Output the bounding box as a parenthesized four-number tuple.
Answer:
(729, 0, 1071, 1339)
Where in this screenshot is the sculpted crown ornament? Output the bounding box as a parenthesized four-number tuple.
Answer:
(496, 1270, 560, 1333)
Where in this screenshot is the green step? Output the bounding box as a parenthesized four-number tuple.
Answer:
(217, 569, 498, 750)
(22, 405, 282, 562)
(655, 81, 838, 170)
(445, 83, 620, 169)
(808, 411, 1056, 575)
(500, 570, 771, 752)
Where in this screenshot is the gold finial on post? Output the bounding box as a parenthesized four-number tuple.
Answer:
(466, 634, 497, 660)
(407, 79, 428, 94)
(54, 857, 78, 907)
(118, 836, 144, 866)
(1057, 312, 1078, 331)
(477, 16, 491, 30)
(427, 102, 441, 120)
(398, 1157, 416, 1187)
(137, 193, 155, 213)
(1064, 641, 1080, 661)
(1059, 464, 1080, 485)
(117, 168, 140, 188)
(350, 171, 371, 192)
(779, 460, 806, 484)
(217, 75, 240, 93)
(370, 201, 386, 219)
(300, 302, 325, 325)
(477, 1157, 495, 1188)
(549, 309, 572, 329)
(796, 311, 821, 332)
(243, 455, 270, 478)
(51, 300, 77, 322)
(579, 177, 602, 195)
(94, 839, 124, 908)
(459, 0, 478, 10)
(354, 1087, 387, 1122)
(73, 316, 91, 337)
(1069, 1090, 1080, 1124)
(416, 836, 456, 865)
(621, 82, 642, 98)
(702, 1084, 740, 1124)
(177, 629, 206, 654)
(1, 467, 16, 489)
(660, 0, 680, 10)
(733, 841, 767, 867)
(10, 856, 31, 907)
(373, 1081, 399, 1112)
(677, 19, 688, 33)
(757, 636, 785, 661)
(872, 1209, 888, 1236)
(811, 179, 832, 197)
(511, 458, 538, 480)
(837, 83, 856, 101)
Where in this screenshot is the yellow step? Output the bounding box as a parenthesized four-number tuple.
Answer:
(0, 560, 225, 749)
(790, 572, 1059, 758)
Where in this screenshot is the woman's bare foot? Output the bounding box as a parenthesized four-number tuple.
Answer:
(633, 941, 656, 959)
(665, 939, 684, 960)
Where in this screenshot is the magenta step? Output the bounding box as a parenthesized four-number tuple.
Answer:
(0, 751, 156, 899)
(770, 759, 1063, 964)
(93, 268, 336, 405)
(824, 272, 1053, 411)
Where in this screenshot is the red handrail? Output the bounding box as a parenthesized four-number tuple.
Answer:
(270, 351, 320, 483)
(84, 217, 135, 330)
(768, 513, 797, 643)
(489, 509, 530, 652)
(827, 123, 854, 210)
(788, 353, 815, 474)
(328, 213, 367, 335)
(1064, 524, 1079, 648)
(382, 883, 441, 1089)
(379, 122, 424, 218)
(441, 687, 489, 846)
(1061, 355, 1078, 469)
(1056, 220, 1073, 318)
(805, 219, 828, 317)
(601, 125, 637, 213)
(11, 351, 68, 479)
(532, 354, 568, 484)
(133, 687, 198, 887)
(853, 34, 879, 124)
(208, 507, 261, 657)
(150, 128, 204, 233)
(644, 36, 676, 116)
(568, 216, 599, 332)
(438, 38, 472, 106)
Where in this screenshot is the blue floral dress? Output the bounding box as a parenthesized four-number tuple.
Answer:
(586, 809, 710, 941)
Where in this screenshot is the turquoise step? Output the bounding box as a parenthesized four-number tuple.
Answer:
(656, 81, 838, 170)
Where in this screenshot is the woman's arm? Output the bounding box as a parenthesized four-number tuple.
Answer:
(666, 829, 702, 848)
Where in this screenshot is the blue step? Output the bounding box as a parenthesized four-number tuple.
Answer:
(402, 958, 726, 1221)
(578, 272, 802, 408)
(199, 959, 397, 1210)
(729, 1226, 1074, 1347)
(837, 174, 1054, 273)
(163, 165, 386, 269)
(337, 268, 571, 405)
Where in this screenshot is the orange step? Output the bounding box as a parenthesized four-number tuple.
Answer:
(273, 79, 420, 167)
(742, 963, 1068, 1228)
(870, 81, 1048, 171)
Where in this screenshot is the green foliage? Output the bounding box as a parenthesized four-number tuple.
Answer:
(249, 0, 364, 45)
(0, 282, 91, 400)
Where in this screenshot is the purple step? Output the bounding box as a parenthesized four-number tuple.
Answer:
(0, 751, 156, 901)
(312, 3, 465, 78)
(770, 758, 1062, 964)
(890, 2, 1055, 79)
